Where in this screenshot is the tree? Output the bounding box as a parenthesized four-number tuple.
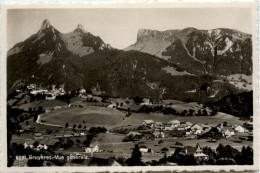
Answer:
(161, 147, 169, 152)
(38, 106, 43, 113)
(203, 109, 208, 116)
(133, 96, 142, 104)
(33, 114, 38, 122)
(65, 139, 74, 148)
(188, 109, 195, 116)
(65, 123, 69, 128)
(126, 144, 144, 166)
(33, 141, 39, 148)
(197, 109, 202, 116)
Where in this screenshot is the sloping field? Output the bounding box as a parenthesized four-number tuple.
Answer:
(39, 106, 125, 128)
(16, 100, 68, 111)
(121, 112, 244, 127)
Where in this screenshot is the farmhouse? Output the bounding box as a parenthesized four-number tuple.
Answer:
(216, 124, 224, 131)
(166, 149, 176, 157)
(234, 125, 248, 133)
(85, 145, 99, 153)
(38, 138, 60, 149)
(222, 127, 235, 137)
(140, 148, 149, 153)
(36, 144, 48, 150)
(141, 120, 154, 127)
(24, 140, 35, 149)
(108, 104, 117, 108)
(191, 124, 202, 131)
(151, 121, 163, 129)
(141, 98, 152, 105)
(179, 144, 208, 160)
(46, 94, 56, 100)
(164, 124, 174, 131)
(79, 88, 86, 94)
(168, 120, 180, 126)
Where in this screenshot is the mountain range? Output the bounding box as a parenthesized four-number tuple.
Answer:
(126, 28, 252, 75)
(7, 19, 252, 102)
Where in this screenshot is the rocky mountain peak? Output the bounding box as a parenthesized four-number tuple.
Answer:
(77, 24, 84, 30)
(74, 24, 87, 33)
(40, 19, 51, 31)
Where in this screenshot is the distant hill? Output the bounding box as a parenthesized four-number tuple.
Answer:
(125, 28, 252, 75)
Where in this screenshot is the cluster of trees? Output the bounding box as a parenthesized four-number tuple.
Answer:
(137, 105, 212, 116)
(88, 127, 107, 134)
(206, 91, 253, 119)
(65, 123, 87, 130)
(30, 93, 46, 102)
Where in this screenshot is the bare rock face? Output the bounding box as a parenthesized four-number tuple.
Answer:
(126, 28, 252, 75)
(40, 19, 51, 31)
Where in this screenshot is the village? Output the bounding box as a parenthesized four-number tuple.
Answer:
(8, 84, 253, 166)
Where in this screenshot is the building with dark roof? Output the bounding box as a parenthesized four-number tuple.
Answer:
(179, 144, 208, 160)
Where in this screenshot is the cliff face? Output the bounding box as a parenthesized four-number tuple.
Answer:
(126, 28, 252, 75)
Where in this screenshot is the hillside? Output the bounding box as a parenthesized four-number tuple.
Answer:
(126, 28, 252, 75)
(206, 91, 253, 118)
(7, 19, 249, 103)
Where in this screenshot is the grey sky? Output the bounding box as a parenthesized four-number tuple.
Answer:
(7, 8, 252, 49)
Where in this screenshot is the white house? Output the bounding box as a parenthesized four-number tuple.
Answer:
(24, 140, 34, 149)
(37, 144, 48, 150)
(85, 145, 99, 155)
(234, 125, 247, 133)
(46, 94, 56, 100)
(141, 98, 152, 105)
(108, 104, 117, 108)
(79, 88, 86, 94)
(80, 132, 87, 136)
(222, 127, 235, 137)
(140, 148, 149, 153)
